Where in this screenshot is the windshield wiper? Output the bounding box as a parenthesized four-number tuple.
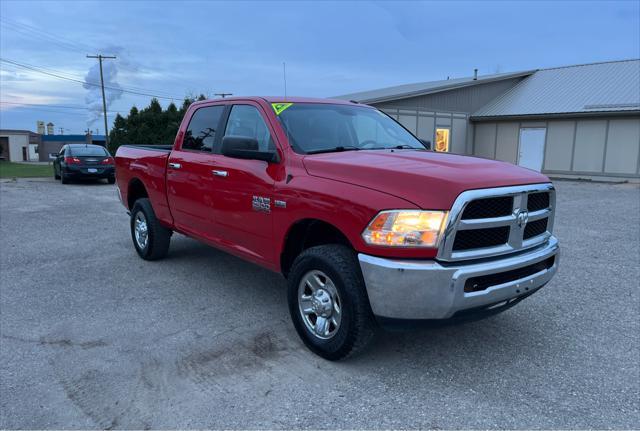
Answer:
(306, 146, 361, 155)
(392, 144, 426, 150)
(363, 145, 426, 151)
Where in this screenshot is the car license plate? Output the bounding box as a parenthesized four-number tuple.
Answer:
(88, 168, 98, 173)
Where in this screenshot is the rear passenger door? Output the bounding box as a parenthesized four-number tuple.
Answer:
(166, 104, 226, 240)
(209, 103, 279, 265)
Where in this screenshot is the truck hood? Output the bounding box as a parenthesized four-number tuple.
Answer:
(302, 150, 550, 209)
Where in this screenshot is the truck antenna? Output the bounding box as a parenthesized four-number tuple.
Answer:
(283, 62, 287, 100)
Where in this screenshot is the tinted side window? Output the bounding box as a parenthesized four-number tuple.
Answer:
(183, 105, 225, 152)
(224, 105, 275, 152)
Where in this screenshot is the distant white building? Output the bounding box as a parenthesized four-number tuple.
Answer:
(0, 129, 107, 162)
(339, 59, 640, 181)
(0, 130, 41, 162)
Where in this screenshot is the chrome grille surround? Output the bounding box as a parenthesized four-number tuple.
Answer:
(437, 183, 555, 262)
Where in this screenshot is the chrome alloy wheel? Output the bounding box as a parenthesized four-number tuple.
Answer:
(134, 212, 149, 249)
(298, 270, 342, 340)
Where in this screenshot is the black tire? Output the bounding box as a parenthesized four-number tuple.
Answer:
(107, 177, 116, 184)
(60, 171, 69, 184)
(54, 167, 60, 180)
(130, 198, 171, 260)
(287, 244, 377, 360)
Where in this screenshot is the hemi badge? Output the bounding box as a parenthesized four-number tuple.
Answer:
(274, 200, 287, 208)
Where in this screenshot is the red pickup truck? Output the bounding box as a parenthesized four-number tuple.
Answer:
(115, 96, 559, 360)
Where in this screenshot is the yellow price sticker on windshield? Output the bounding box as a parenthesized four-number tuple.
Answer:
(272, 102, 293, 115)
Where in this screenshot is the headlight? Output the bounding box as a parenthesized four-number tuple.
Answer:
(362, 210, 448, 248)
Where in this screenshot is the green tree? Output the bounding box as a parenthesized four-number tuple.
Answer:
(108, 113, 128, 155)
(108, 96, 203, 151)
(164, 102, 180, 145)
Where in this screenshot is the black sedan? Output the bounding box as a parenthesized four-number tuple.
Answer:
(53, 144, 115, 184)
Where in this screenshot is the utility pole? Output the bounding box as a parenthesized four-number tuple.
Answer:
(87, 54, 116, 148)
(214, 93, 233, 98)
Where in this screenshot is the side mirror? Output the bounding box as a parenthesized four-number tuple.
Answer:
(52, 153, 59, 157)
(420, 139, 432, 150)
(221, 136, 279, 163)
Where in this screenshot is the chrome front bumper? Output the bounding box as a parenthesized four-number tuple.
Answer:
(358, 236, 559, 320)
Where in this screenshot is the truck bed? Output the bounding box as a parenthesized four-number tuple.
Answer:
(118, 144, 173, 152)
(115, 145, 173, 226)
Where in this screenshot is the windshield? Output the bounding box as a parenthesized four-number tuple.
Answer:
(70, 146, 109, 157)
(276, 103, 426, 154)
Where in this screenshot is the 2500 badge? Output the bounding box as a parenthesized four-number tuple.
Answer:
(252, 196, 271, 212)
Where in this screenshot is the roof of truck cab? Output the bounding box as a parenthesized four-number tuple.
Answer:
(192, 96, 362, 106)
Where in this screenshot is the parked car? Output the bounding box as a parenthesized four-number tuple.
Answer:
(115, 97, 559, 360)
(53, 144, 115, 184)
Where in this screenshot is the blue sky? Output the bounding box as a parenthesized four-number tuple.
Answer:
(1, 0, 639, 135)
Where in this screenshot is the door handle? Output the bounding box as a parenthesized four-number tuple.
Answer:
(168, 162, 182, 169)
(212, 170, 228, 177)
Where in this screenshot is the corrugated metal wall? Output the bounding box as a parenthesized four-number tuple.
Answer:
(371, 77, 525, 154)
(472, 116, 640, 178)
(374, 77, 526, 113)
(381, 107, 468, 153)
(366, 77, 639, 179)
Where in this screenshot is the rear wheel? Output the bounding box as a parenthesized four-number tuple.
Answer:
(287, 244, 377, 360)
(60, 170, 69, 184)
(130, 198, 171, 260)
(54, 167, 60, 180)
(107, 177, 116, 184)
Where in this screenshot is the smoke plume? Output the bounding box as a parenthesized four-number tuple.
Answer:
(83, 46, 125, 130)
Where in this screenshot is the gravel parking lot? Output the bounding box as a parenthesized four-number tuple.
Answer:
(1, 177, 638, 429)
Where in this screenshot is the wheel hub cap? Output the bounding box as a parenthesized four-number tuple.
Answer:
(311, 289, 333, 317)
(298, 270, 342, 340)
(134, 213, 148, 249)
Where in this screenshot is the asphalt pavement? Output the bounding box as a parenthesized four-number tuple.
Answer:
(1, 177, 638, 429)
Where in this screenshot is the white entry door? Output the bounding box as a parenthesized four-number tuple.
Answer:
(518, 128, 546, 171)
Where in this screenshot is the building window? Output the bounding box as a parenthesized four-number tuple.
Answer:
(435, 128, 450, 152)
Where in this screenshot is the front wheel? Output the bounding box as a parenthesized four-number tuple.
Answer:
(287, 245, 377, 360)
(130, 198, 171, 260)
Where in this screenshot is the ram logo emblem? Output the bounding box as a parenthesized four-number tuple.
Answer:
(515, 209, 529, 228)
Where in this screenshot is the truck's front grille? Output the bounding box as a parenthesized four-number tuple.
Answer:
(464, 256, 555, 293)
(524, 218, 548, 239)
(452, 226, 510, 251)
(527, 192, 550, 212)
(461, 196, 513, 220)
(437, 184, 555, 262)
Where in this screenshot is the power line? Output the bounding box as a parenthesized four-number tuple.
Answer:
(0, 101, 122, 114)
(1, 58, 183, 100)
(0, 105, 100, 117)
(2, 61, 182, 100)
(0, 17, 96, 54)
(0, 17, 209, 95)
(0, 17, 212, 98)
(0, 58, 185, 101)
